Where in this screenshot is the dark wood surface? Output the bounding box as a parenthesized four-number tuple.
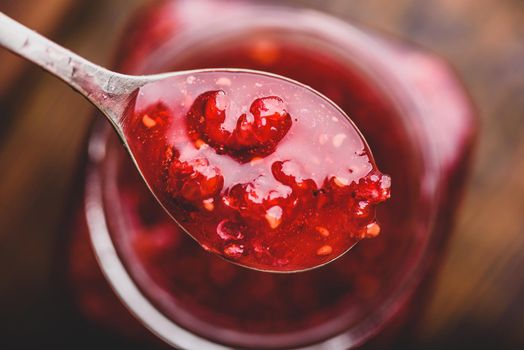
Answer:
(1, 0, 524, 348)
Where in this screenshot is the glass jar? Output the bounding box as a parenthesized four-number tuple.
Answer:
(66, 0, 477, 349)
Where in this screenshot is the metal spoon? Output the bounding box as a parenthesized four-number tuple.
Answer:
(0, 12, 386, 273)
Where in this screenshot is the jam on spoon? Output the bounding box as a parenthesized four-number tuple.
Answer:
(0, 13, 390, 272)
(124, 72, 390, 272)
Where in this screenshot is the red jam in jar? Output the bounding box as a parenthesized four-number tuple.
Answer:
(67, 1, 477, 349)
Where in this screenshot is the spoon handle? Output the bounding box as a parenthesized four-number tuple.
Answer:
(0, 12, 137, 126)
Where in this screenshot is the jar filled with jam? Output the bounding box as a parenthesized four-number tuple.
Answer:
(66, 1, 477, 348)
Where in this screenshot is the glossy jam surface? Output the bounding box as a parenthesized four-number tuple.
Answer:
(123, 72, 390, 272)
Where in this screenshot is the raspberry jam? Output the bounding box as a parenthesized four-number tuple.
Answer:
(67, 1, 476, 349)
(123, 71, 390, 271)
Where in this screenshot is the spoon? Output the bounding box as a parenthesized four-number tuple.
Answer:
(0, 12, 390, 273)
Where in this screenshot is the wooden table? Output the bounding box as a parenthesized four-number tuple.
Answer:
(1, 0, 523, 348)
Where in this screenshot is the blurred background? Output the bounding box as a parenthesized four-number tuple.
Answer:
(1, 0, 523, 349)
